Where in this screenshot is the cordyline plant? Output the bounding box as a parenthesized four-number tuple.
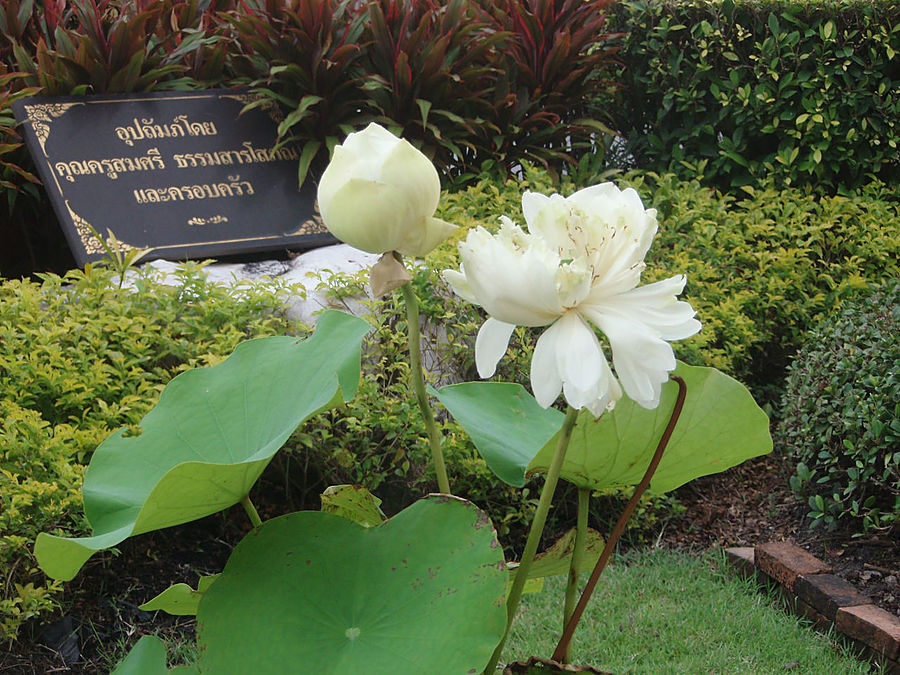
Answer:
(0, 69, 39, 193)
(0, 67, 41, 275)
(34, 124, 771, 674)
(360, 0, 503, 177)
(225, 0, 372, 187)
(473, 0, 621, 176)
(8, 0, 222, 95)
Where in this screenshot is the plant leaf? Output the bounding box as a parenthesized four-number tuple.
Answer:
(34, 310, 370, 581)
(433, 382, 563, 487)
(527, 527, 606, 579)
(320, 484, 386, 528)
(530, 363, 772, 493)
(139, 574, 221, 616)
(111, 635, 199, 675)
(439, 364, 771, 492)
(195, 495, 507, 674)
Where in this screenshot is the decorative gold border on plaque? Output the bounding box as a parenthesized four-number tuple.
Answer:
(219, 93, 286, 125)
(65, 200, 137, 255)
(22, 103, 85, 156)
(22, 91, 321, 256)
(284, 215, 327, 237)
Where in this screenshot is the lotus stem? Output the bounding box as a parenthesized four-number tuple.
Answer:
(399, 277, 451, 495)
(561, 487, 591, 662)
(240, 494, 263, 528)
(551, 376, 687, 662)
(483, 405, 580, 675)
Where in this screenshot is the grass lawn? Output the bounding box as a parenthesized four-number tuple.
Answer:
(105, 548, 875, 673)
(503, 548, 872, 674)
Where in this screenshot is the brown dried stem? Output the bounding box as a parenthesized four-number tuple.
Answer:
(551, 375, 687, 662)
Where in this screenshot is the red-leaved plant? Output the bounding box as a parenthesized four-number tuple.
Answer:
(473, 0, 621, 177)
(360, 0, 504, 178)
(8, 0, 224, 95)
(226, 0, 372, 186)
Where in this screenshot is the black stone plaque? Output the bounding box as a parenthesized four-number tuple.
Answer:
(12, 88, 335, 265)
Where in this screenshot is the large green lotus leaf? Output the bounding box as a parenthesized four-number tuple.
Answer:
(433, 382, 564, 486)
(35, 310, 370, 581)
(196, 495, 507, 674)
(438, 364, 770, 493)
(530, 363, 772, 493)
(110, 635, 199, 675)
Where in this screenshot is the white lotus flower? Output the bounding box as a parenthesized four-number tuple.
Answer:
(442, 183, 700, 415)
(316, 123, 456, 257)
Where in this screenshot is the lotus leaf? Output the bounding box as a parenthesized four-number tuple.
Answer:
(196, 495, 508, 674)
(35, 310, 370, 581)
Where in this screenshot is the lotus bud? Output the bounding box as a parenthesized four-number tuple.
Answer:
(316, 123, 456, 257)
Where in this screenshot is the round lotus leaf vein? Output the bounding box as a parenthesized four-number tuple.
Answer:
(345, 627, 361, 641)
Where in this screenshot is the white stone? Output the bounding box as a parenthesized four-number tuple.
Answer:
(120, 244, 465, 385)
(126, 244, 380, 327)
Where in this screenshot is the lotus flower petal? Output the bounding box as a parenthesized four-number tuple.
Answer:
(444, 182, 698, 415)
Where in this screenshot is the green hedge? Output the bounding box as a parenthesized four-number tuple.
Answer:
(779, 280, 900, 535)
(609, 0, 900, 191)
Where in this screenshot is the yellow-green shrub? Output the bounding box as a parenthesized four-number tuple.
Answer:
(0, 264, 303, 641)
(434, 168, 900, 405)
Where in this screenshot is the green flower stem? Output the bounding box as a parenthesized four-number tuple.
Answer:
(483, 405, 580, 675)
(240, 494, 262, 528)
(399, 280, 451, 495)
(561, 487, 591, 662)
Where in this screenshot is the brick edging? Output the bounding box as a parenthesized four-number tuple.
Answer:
(724, 544, 900, 674)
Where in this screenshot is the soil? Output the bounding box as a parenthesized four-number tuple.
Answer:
(2, 454, 898, 674)
(662, 451, 900, 619)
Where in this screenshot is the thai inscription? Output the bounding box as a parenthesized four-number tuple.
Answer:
(12, 89, 333, 266)
(115, 115, 217, 145)
(55, 147, 165, 182)
(133, 176, 255, 203)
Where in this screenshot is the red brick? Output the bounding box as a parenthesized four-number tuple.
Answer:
(794, 573, 870, 620)
(794, 598, 832, 632)
(754, 542, 831, 591)
(835, 604, 900, 661)
(724, 547, 755, 580)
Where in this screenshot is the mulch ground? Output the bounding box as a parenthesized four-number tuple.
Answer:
(663, 451, 900, 620)
(2, 453, 897, 674)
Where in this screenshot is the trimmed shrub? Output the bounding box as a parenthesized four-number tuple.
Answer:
(778, 281, 900, 535)
(609, 0, 900, 191)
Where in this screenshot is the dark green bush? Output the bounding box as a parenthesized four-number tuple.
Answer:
(609, 0, 900, 191)
(778, 281, 900, 535)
